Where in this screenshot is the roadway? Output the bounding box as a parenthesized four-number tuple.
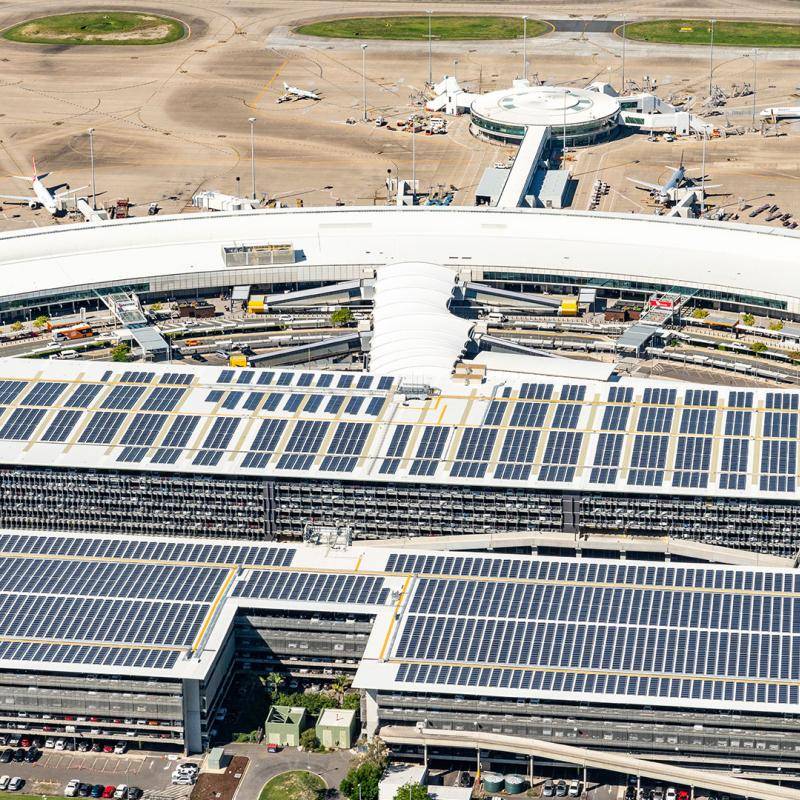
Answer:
(379, 727, 800, 800)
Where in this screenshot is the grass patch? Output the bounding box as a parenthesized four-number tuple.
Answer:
(0, 794, 61, 800)
(2, 11, 186, 46)
(296, 15, 550, 41)
(622, 19, 800, 48)
(259, 771, 326, 800)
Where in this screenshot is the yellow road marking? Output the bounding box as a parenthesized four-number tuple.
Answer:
(354, 554, 363, 573)
(192, 567, 238, 650)
(251, 57, 290, 107)
(380, 575, 412, 660)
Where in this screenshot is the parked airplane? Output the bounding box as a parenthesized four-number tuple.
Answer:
(627, 154, 718, 204)
(759, 106, 800, 121)
(0, 159, 86, 215)
(276, 82, 321, 102)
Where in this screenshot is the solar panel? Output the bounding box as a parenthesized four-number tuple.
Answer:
(151, 415, 200, 464)
(276, 419, 329, 470)
(495, 429, 539, 481)
(0, 407, 46, 440)
(277, 372, 293, 386)
(42, 409, 83, 442)
(101, 384, 146, 410)
(627, 434, 669, 487)
(120, 370, 154, 384)
(304, 395, 323, 413)
(589, 433, 624, 484)
(141, 386, 186, 412)
(538, 430, 582, 482)
(194, 417, 240, 466)
(242, 418, 288, 469)
(337, 374, 354, 388)
(0, 381, 26, 404)
(159, 372, 193, 386)
(320, 421, 371, 472)
(380, 425, 413, 474)
(237, 371, 254, 385)
(243, 392, 264, 411)
(377, 376, 394, 391)
(66, 384, 102, 408)
(357, 375, 373, 390)
(21, 381, 66, 407)
(451, 427, 497, 479)
(365, 397, 385, 416)
(345, 396, 364, 415)
(297, 373, 313, 387)
(283, 393, 303, 412)
(316, 374, 333, 388)
(218, 370, 235, 384)
(484, 400, 506, 426)
(325, 395, 344, 414)
(409, 426, 450, 477)
(78, 411, 127, 444)
(233, 569, 388, 606)
(263, 393, 282, 411)
(256, 371, 275, 386)
(120, 413, 167, 447)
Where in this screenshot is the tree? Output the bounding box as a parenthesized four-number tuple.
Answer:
(749, 341, 767, 353)
(340, 762, 381, 800)
(110, 343, 131, 362)
(394, 784, 432, 800)
(266, 672, 284, 695)
(356, 736, 388, 772)
(342, 692, 361, 711)
(300, 727, 320, 751)
(741, 313, 755, 326)
(691, 308, 708, 319)
(331, 307, 355, 326)
(769, 320, 784, 331)
(332, 673, 352, 703)
(150, 302, 163, 312)
(33, 315, 50, 329)
(10, 321, 22, 332)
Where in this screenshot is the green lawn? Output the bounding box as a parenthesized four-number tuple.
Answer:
(296, 15, 550, 41)
(259, 771, 326, 800)
(622, 19, 800, 48)
(2, 11, 186, 45)
(0, 794, 60, 800)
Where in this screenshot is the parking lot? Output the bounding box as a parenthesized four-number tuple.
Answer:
(0, 750, 199, 796)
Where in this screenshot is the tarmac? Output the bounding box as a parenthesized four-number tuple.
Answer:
(0, 0, 798, 230)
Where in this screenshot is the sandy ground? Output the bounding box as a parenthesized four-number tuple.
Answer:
(0, 0, 799, 230)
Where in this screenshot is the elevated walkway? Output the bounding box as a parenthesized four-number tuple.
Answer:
(465, 282, 561, 310)
(247, 332, 359, 366)
(264, 280, 364, 308)
(378, 726, 800, 800)
(496, 125, 551, 209)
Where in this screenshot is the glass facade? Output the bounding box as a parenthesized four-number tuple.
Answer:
(470, 110, 619, 147)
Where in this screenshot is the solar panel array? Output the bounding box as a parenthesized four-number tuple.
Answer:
(233, 570, 389, 606)
(0, 364, 797, 497)
(386, 553, 800, 707)
(0, 534, 300, 672)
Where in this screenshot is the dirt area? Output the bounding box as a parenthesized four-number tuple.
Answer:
(12, 20, 175, 43)
(0, 0, 798, 231)
(191, 755, 248, 800)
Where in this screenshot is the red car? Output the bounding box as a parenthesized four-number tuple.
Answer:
(102, 788, 115, 799)
(266, 743, 281, 753)
(19, 738, 30, 748)
(102, 745, 114, 753)
(677, 793, 689, 800)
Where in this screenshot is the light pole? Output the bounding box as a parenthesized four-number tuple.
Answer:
(453, 58, 458, 83)
(752, 48, 758, 129)
(361, 44, 368, 121)
(522, 15, 528, 81)
(621, 11, 627, 94)
(700, 129, 707, 217)
(426, 10, 433, 85)
(248, 117, 256, 200)
(411, 120, 416, 205)
(708, 19, 716, 97)
(87, 128, 96, 210)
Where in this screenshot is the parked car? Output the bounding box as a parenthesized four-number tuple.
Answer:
(91, 743, 102, 753)
(79, 784, 91, 798)
(55, 739, 66, 751)
(102, 745, 114, 754)
(6, 737, 19, 747)
(113, 785, 128, 799)
(90, 785, 104, 798)
(0, 749, 12, 763)
(77, 740, 90, 752)
(8, 777, 24, 792)
(666, 788, 676, 800)
(569, 781, 582, 797)
(19, 738, 29, 749)
(556, 781, 568, 797)
(13, 749, 24, 763)
(176, 763, 198, 776)
(127, 788, 142, 800)
(24, 747, 39, 763)
(65, 779, 81, 797)
(45, 738, 55, 749)
(266, 743, 281, 753)
(114, 743, 127, 755)
(101, 786, 115, 799)
(543, 780, 555, 797)
(0, 776, 9, 791)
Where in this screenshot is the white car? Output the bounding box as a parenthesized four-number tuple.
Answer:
(114, 785, 128, 799)
(0, 776, 9, 791)
(171, 774, 195, 786)
(666, 789, 676, 800)
(114, 743, 127, 754)
(65, 779, 81, 797)
(569, 781, 582, 797)
(8, 777, 24, 791)
(44, 738, 55, 749)
(55, 739, 66, 751)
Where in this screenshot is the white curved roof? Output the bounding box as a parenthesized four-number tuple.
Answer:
(471, 85, 620, 128)
(370, 262, 473, 383)
(0, 207, 798, 315)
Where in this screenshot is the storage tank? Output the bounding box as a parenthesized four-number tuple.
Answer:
(504, 774, 527, 794)
(482, 772, 504, 794)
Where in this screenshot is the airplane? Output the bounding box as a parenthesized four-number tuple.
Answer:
(276, 81, 321, 103)
(759, 106, 800, 121)
(626, 154, 719, 204)
(0, 158, 87, 216)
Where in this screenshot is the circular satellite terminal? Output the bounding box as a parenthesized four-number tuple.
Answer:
(470, 84, 620, 146)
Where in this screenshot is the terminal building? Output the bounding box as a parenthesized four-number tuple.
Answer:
(0, 529, 796, 792)
(469, 84, 621, 147)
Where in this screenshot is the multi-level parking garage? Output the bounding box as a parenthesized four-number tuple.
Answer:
(0, 530, 799, 794)
(0, 357, 797, 554)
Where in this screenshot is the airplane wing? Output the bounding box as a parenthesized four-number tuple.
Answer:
(0, 193, 35, 203)
(54, 186, 88, 198)
(626, 178, 664, 192)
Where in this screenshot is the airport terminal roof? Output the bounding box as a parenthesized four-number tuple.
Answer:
(0, 207, 798, 316)
(0, 529, 798, 714)
(0, 357, 795, 501)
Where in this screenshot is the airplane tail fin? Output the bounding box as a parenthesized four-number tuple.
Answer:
(13, 157, 49, 183)
(283, 81, 289, 90)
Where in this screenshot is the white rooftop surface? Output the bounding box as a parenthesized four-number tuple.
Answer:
(0, 357, 796, 501)
(369, 262, 473, 384)
(471, 351, 617, 382)
(471, 85, 620, 128)
(0, 207, 798, 315)
(317, 707, 356, 727)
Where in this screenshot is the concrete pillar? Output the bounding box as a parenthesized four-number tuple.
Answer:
(181, 679, 203, 755)
(364, 689, 380, 738)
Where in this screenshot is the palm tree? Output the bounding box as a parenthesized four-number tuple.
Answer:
(331, 673, 352, 703)
(266, 672, 284, 696)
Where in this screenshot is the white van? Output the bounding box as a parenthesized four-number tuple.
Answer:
(59, 350, 79, 360)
